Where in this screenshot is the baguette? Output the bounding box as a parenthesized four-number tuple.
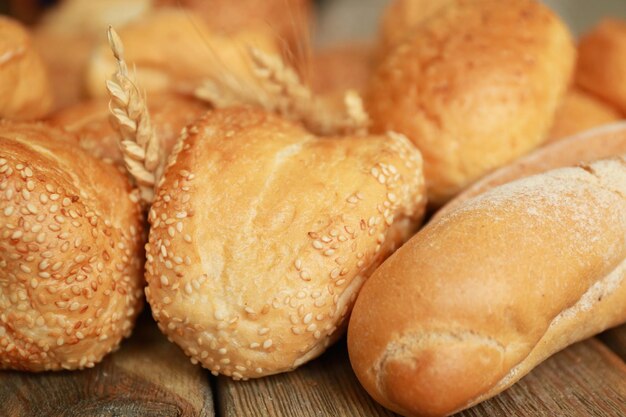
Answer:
(367, 0, 575, 205)
(348, 155, 626, 416)
(0, 122, 144, 371)
(437, 122, 626, 219)
(145, 107, 427, 379)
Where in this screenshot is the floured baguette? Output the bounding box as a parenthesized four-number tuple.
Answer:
(437, 122, 626, 219)
(348, 155, 626, 416)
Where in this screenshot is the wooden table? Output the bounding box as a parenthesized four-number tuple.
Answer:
(2, 311, 626, 417)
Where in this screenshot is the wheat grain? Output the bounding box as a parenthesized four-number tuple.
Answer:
(105, 26, 161, 205)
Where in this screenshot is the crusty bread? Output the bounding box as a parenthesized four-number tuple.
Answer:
(547, 89, 622, 143)
(348, 155, 626, 417)
(309, 42, 375, 96)
(144, 107, 427, 379)
(48, 93, 209, 165)
(0, 122, 144, 371)
(85, 9, 280, 98)
(577, 19, 626, 113)
(437, 122, 626, 219)
(0, 16, 53, 120)
(377, 0, 451, 54)
(154, 0, 312, 62)
(366, 0, 575, 205)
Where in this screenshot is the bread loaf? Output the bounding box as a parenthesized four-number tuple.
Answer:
(577, 19, 626, 113)
(309, 43, 374, 96)
(48, 93, 209, 165)
(85, 9, 280, 98)
(437, 122, 626, 219)
(145, 107, 427, 379)
(0, 122, 144, 371)
(348, 156, 626, 416)
(547, 89, 622, 143)
(0, 16, 53, 120)
(367, 0, 575, 205)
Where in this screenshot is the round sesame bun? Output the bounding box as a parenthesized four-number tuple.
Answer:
(547, 89, 622, 143)
(144, 107, 427, 379)
(48, 93, 209, 165)
(85, 9, 280, 98)
(0, 16, 53, 120)
(0, 122, 144, 371)
(366, 0, 575, 205)
(577, 19, 626, 114)
(436, 121, 626, 220)
(348, 155, 626, 416)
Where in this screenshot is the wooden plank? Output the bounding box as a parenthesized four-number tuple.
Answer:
(217, 339, 397, 417)
(600, 324, 626, 361)
(460, 339, 626, 416)
(0, 312, 215, 417)
(218, 338, 626, 417)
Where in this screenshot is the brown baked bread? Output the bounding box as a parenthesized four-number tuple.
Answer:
(309, 43, 375, 96)
(577, 19, 626, 113)
(32, 0, 151, 110)
(366, 0, 575, 205)
(0, 16, 53, 120)
(348, 155, 626, 416)
(85, 9, 280, 98)
(154, 0, 312, 62)
(48, 93, 209, 165)
(547, 89, 622, 142)
(144, 107, 427, 379)
(377, 0, 451, 54)
(0, 121, 144, 372)
(437, 122, 626, 219)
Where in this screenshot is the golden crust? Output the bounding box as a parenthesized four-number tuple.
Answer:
(144, 108, 426, 379)
(576, 19, 626, 113)
(85, 9, 280, 98)
(377, 0, 451, 54)
(0, 122, 144, 371)
(437, 122, 626, 219)
(0, 16, 53, 120)
(48, 93, 209, 165)
(547, 89, 622, 143)
(366, 0, 575, 205)
(349, 156, 626, 416)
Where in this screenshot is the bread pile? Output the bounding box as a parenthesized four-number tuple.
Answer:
(1, 0, 625, 415)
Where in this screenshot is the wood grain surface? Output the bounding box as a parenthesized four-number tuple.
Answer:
(0, 312, 215, 417)
(217, 337, 626, 417)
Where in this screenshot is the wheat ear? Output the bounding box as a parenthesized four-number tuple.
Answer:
(195, 47, 370, 136)
(105, 26, 160, 205)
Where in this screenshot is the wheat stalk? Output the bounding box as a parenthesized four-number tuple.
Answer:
(105, 26, 160, 205)
(195, 47, 370, 136)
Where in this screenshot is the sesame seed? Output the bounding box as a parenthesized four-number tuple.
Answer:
(263, 339, 273, 349)
(258, 327, 270, 335)
(312, 240, 323, 249)
(160, 275, 169, 286)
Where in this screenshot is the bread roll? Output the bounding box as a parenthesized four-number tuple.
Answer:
(0, 16, 53, 120)
(48, 93, 209, 165)
(0, 122, 144, 371)
(154, 0, 312, 60)
(145, 107, 427, 379)
(33, 0, 151, 109)
(378, 0, 451, 53)
(437, 122, 626, 219)
(348, 156, 626, 417)
(85, 9, 280, 98)
(547, 89, 622, 143)
(577, 19, 626, 113)
(366, 0, 575, 205)
(309, 43, 375, 96)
